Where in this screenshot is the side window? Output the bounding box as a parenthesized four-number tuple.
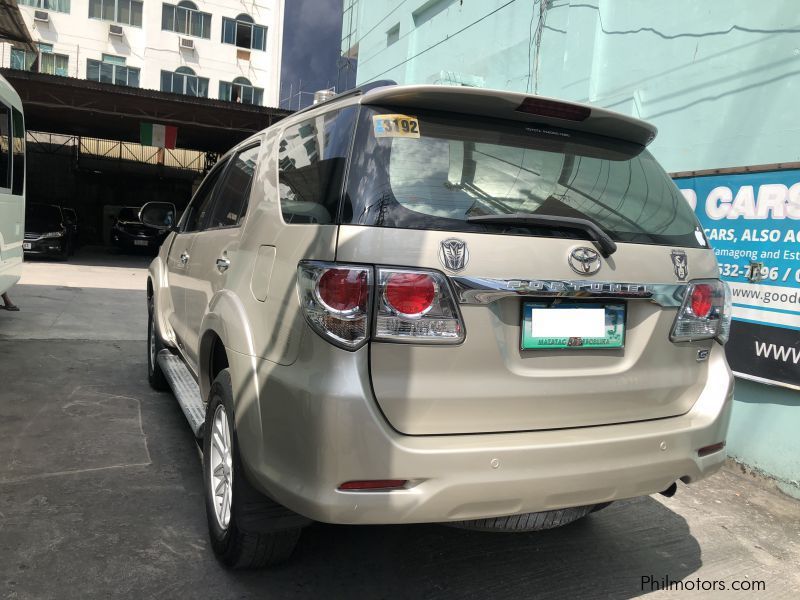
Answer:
(278, 106, 357, 224)
(0, 104, 10, 190)
(183, 159, 228, 232)
(12, 108, 25, 196)
(206, 143, 260, 229)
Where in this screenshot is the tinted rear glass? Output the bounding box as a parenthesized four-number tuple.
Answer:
(342, 106, 704, 248)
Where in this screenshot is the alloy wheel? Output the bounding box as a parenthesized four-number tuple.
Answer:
(209, 403, 233, 530)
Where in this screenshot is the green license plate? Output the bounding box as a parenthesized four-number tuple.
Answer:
(521, 302, 625, 350)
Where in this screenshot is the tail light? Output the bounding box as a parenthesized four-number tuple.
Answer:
(670, 279, 731, 344)
(375, 268, 464, 343)
(297, 262, 465, 350)
(297, 263, 371, 350)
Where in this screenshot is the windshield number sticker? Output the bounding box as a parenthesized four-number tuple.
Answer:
(373, 114, 420, 138)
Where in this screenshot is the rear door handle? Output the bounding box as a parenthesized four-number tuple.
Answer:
(216, 257, 230, 272)
(180, 252, 190, 265)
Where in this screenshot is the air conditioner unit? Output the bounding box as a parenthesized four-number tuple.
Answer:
(33, 10, 50, 23)
(109, 24, 124, 37)
(179, 37, 194, 50)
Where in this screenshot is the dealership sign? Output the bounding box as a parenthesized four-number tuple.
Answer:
(675, 169, 800, 389)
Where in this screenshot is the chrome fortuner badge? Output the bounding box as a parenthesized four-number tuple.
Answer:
(671, 250, 688, 281)
(568, 247, 601, 276)
(439, 238, 469, 272)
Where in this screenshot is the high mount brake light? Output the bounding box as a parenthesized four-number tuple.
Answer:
(297, 262, 466, 350)
(516, 97, 591, 121)
(670, 279, 731, 344)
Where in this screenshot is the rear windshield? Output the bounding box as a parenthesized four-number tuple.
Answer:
(342, 106, 704, 248)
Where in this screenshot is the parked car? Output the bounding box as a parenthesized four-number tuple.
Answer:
(142, 84, 733, 569)
(23, 203, 75, 259)
(110, 206, 169, 253)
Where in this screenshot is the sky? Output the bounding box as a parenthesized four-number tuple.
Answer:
(279, 0, 346, 110)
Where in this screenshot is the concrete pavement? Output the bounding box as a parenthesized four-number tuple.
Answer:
(0, 252, 798, 599)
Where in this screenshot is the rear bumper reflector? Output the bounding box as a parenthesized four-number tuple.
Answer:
(697, 441, 726, 457)
(338, 480, 407, 491)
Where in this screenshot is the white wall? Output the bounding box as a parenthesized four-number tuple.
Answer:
(2, 0, 284, 106)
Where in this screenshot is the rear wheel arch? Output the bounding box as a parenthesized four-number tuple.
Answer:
(199, 329, 228, 403)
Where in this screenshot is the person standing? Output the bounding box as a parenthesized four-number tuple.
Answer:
(1, 292, 19, 311)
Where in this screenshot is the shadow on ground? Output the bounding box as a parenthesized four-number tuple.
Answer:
(0, 339, 701, 600)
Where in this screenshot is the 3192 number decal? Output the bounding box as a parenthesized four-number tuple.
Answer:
(373, 114, 420, 138)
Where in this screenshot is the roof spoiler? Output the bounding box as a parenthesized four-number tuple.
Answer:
(361, 85, 658, 147)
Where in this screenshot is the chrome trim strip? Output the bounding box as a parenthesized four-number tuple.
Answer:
(450, 276, 686, 307)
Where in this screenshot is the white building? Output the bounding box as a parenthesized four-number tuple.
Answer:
(2, 0, 284, 107)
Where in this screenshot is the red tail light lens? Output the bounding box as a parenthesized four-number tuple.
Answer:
(385, 272, 436, 317)
(317, 268, 368, 313)
(690, 284, 713, 318)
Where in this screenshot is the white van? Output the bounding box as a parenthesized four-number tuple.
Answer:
(0, 74, 25, 296)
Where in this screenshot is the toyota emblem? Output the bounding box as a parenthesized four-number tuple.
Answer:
(568, 247, 602, 275)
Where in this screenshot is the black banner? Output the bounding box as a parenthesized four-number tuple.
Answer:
(726, 320, 800, 389)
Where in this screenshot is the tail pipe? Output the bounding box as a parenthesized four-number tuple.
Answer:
(659, 482, 678, 498)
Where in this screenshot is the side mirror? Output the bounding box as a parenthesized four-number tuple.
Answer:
(139, 202, 177, 231)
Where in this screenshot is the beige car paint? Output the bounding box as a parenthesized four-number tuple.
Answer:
(149, 85, 733, 525)
(336, 225, 720, 434)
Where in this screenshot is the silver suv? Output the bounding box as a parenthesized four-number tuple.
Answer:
(142, 84, 733, 568)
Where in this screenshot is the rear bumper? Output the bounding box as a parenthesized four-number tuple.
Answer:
(229, 340, 733, 525)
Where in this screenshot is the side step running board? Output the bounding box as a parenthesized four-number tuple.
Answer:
(157, 349, 205, 438)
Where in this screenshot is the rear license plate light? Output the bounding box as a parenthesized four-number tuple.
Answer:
(521, 302, 625, 350)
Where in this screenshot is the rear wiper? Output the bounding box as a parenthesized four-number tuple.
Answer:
(465, 213, 618, 257)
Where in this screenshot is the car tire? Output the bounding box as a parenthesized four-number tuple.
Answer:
(203, 369, 302, 569)
(57, 240, 70, 261)
(147, 296, 169, 391)
(448, 505, 598, 532)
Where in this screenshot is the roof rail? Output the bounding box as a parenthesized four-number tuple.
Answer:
(292, 80, 397, 116)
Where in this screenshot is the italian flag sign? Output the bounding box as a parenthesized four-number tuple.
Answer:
(140, 122, 178, 149)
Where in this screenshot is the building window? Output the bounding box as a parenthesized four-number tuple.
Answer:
(221, 14, 266, 51)
(86, 56, 140, 87)
(88, 0, 143, 27)
(219, 77, 264, 106)
(162, 2, 211, 39)
(10, 44, 69, 76)
(18, 0, 71, 13)
(161, 66, 209, 97)
(386, 24, 399, 46)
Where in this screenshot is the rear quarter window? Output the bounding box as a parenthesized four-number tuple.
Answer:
(278, 106, 357, 224)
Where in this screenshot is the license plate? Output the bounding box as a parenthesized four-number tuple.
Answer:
(22, 242, 31, 250)
(134, 240, 149, 247)
(522, 302, 625, 349)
